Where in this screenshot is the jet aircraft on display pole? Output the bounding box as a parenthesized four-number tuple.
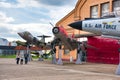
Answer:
(69, 11, 120, 39)
(52, 26, 79, 51)
(52, 25, 97, 52)
(17, 31, 51, 48)
(51, 25, 97, 64)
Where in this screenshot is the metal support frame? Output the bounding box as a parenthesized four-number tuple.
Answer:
(57, 41, 63, 65)
(51, 44, 57, 64)
(115, 40, 120, 75)
(75, 43, 82, 64)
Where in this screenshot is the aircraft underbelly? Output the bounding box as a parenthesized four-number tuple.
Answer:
(55, 34, 74, 50)
(84, 28, 101, 34)
(84, 29, 120, 37)
(103, 31, 120, 37)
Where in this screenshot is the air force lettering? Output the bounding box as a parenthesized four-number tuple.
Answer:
(83, 17, 120, 33)
(84, 23, 116, 30)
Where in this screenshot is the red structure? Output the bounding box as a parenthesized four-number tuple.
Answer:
(15, 46, 27, 50)
(87, 36, 119, 64)
(30, 46, 42, 51)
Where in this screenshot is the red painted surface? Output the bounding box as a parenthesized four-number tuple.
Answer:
(58, 26, 68, 37)
(87, 36, 119, 64)
(15, 46, 27, 50)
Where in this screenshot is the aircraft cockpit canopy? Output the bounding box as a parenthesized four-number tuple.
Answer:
(101, 11, 120, 18)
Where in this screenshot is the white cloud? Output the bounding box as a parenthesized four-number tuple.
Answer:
(0, 0, 76, 24)
(0, 23, 54, 42)
(17, 0, 40, 8)
(2, 23, 52, 34)
(0, 2, 12, 8)
(48, 6, 74, 23)
(0, 0, 40, 8)
(0, 12, 15, 23)
(0, 0, 77, 42)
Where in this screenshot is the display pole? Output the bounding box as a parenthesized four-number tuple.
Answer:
(75, 43, 82, 64)
(52, 44, 57, 64)
(27, 44, 30, 61)
(57, 42, 63, 65)
(115, 40, 120, 75)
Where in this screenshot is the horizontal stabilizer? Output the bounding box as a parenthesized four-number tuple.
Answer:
(37, 35, 51, 38)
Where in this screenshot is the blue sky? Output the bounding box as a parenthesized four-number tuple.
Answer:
(0, 0, 77, 42)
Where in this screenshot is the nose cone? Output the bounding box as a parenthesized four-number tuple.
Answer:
(18, 32, 23, 37)
(18, 32, 25, 39)
(68, 21, 82, 30)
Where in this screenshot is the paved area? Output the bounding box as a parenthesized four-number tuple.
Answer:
(0, 58, 120, 80)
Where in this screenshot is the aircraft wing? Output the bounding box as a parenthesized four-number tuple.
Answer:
(17, 31, 49, 48)
(68, 31, 100, 38)
(73, 33, 100, 38)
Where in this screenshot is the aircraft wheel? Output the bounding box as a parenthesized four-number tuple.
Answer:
(52, 27, 59, 34)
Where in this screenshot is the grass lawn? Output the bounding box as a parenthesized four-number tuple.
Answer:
(0, 55, 51, 60)
(0, 55, 38, 59)
(0, 55, 16, 58)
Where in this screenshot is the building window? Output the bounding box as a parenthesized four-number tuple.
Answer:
(101, 3, 109, 17)
(90, 5, 98, 18)
(113, 0, 120, 11)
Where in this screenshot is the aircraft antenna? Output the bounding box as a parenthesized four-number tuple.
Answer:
(49, 22, 55, 27)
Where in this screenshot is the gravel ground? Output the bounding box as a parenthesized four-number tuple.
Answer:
(0, 58, 120, 80)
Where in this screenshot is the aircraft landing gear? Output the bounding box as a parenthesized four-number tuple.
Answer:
(51, 42, 57, 64)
